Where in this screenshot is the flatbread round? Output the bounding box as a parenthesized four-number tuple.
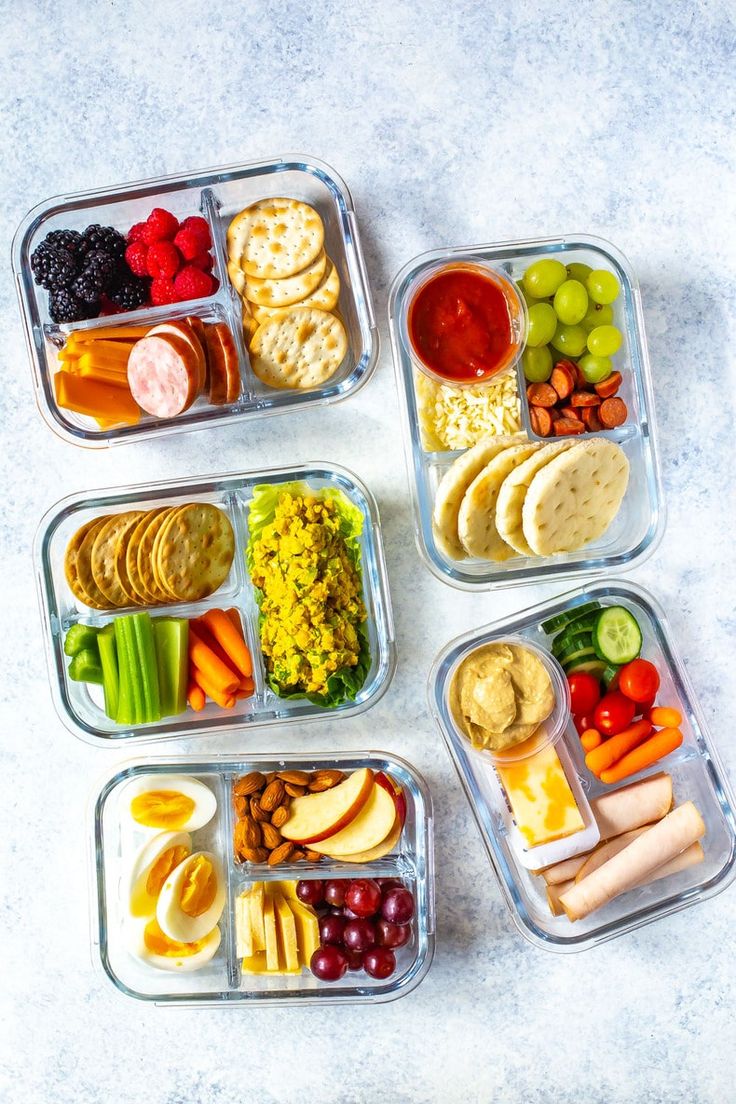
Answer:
(75, 518, 116, 610)
(250, 308, 347, 390)
(458, 443, 540, 560)
(495, 441, 576, 556)
(522, 438, 630, 556)
(65, 519, 112, 609)
(227, 197, 324, 279)
(155, 502, 235, 602)
(91, 512, 143, 606)
(244, 249, 327, 307)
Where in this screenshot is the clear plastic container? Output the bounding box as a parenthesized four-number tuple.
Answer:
(429, 580, 736, 951)
(90, 751, 434, 1005)
(35, 462, 396, 746)
(388, 235, 664, 590)
(13, 155, 378, 447)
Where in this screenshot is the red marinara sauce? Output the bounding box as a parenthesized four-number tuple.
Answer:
(408, 264, 521, 384)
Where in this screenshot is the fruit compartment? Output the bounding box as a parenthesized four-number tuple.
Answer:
(388, 234, 664, 591)
(35, 463, 396, 746)
(92, 752, 434, 1005)
(428, 579, 736, 952)
(13, 155, 378, 448)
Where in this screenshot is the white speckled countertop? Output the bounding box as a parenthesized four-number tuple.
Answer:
(2, 3, 736, 1101)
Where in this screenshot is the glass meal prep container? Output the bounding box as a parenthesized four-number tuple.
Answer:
(12, 154, 378, 447)
(388, 235, 664, 590)
(428, 579, 736, 952)
(90, 751, 434, 1005)
(35, 462, 395, 746)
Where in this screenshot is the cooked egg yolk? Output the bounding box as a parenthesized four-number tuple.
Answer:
(179, 855, 217, 917)
(130, 790, 195, 829)
(143, 919, 206, 957)
(145, 845, 189, 897)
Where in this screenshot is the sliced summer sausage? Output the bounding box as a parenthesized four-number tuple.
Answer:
(204, 323, 240, 405)
(127, 333, 199, 418)
(147, 320, 206, 397)
(595, 371, 623, 399)
(599, 396, 628, 428)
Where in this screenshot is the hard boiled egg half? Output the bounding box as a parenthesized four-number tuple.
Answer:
(156, 850, 226, 943)
(129, 917, 221, 972)
(123, 775, 217, 833)
(127, 831, 192, 918)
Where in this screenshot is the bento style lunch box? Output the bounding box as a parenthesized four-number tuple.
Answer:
(35, 462, 395, 745)
(389, 235, 665, 589)
(429, 580, 736, 951)
(91, 751, 434, 1005)
(13, 155, 378, 446)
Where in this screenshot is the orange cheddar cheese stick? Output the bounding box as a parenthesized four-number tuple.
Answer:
(189, 663, 236, 709)
(68, 324, 151, 342)
(187, 682, 206, 712)
(585, 719, 652, 777)
(200, 607, 253, 679)
(77, 360, 133, 389)
(600, 728, 683, 785)
(188, 625, 240, 696)
(54, 371, 140, 425)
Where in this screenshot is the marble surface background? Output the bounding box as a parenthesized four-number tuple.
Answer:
(1, 2, 735, 1101)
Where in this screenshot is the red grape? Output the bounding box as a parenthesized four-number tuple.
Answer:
(345, 879, 382, 918)
(363, 947, 396, 979)
(324, 880, 347, 908)
(319, 914, 346, 946)
(381, 887, 415, 924)
(346, 948, 364, 971)
(376, 918, 411, 948)
(310, 945, 348, 981)
(377, 878, 403, 890)
(296, 879, 324, 906)
(343, 918, 377, 952)
(341, 906, 361, 920)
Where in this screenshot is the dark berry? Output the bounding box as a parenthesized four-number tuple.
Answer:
(80, 224, 126, 260)
(48, 287, 96, 324)
(43, 229, 84, 257)
(30, 245, 77, 291)
(107, 275, 149, 312)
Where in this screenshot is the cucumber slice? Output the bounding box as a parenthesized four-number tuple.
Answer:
(541, 601, 602, 635)
(555, 634, 593, 664)
(561, 645, 598, 670)
(552, 622, 595, 657)
(601, 663, 620, 689)
(593, 607, 642, 665)
(565, 658, 608, 680)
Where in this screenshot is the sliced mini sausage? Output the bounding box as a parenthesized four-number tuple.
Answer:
(570, 390, 602, 407)
(553, 416, 586, 436)
(526, 382, 558, 408)
(560, 405, 578, 420)
(582, 405, 603, 432)
(530, 406, 553, 437)
(599, 396, 628, 428)
(147, 320, 206, 398)
(550, 363, 575, 400)
(595, 371, 623, 399)
(127, 333, 200, 418)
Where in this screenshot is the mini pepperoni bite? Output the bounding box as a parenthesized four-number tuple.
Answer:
(530, 406, 553, 437)
(599, 396, 628, 428)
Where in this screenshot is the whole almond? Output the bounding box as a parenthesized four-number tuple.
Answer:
(284, 782, 306, 798)
(308, 769, 345, 792)
(303, 849, 322, 863)
(265, 772, 278, 784)
(242, 816, 262, 850)
(233, 794, 248, 818)
(261, 822, 283, 850)
(277, 769, 310, 786)
(250, 796, 270, 823)
(234, 771, 266, 797)
(260, 779, 285, 812)
(241, 846, 268, 864)
(271, 805, 290, 829)
(291, 849, 307, 862)
(267, 841, 295, 866)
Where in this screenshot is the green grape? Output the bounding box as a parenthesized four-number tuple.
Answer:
(581, 302, 614, 332)
(553, 279, 589, 325)
(586, 269, 620, 305)
(517, 281, 537, 307)
(522, 345, 553, 382)
(566, 262, 592, 284)
(586, 324, 622, 357)
(551, 323, 587, 357)
(526, 302, 558, 347)
(523, 258, 567, 298)
(579, 353, 613, 384)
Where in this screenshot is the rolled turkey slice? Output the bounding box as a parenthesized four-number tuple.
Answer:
(590, 772, 673, 840)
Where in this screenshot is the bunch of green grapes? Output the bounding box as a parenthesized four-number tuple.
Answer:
(518, 259, 622, 384)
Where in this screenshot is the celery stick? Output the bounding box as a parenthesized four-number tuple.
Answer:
(97, 625, 119, 721)
(153, 618, 189, 718)
(132, 613, 161, 723)
(64, 623, 101, 658)
(68, 648, 103, 684)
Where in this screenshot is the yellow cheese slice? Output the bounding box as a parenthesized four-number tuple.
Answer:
(272, 890, 300, 972)
(286, 896, 320, 966)
(497, 744, 584, 848)
(262, 893, 279, 971)
(235, 893, 254, 958)
(241, 950, 268, 974)
(249, 882, 266, 952)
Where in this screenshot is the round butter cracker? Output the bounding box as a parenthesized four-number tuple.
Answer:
(65, 518, 114, 610)
(250, 308, 347, 390)
(156, 502, 235, 603)
(227, 197, 324, 280)
(244, 249, 327, 307)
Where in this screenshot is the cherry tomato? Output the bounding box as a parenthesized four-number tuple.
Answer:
(573, 713, 594, 736)
(594, 691, 636, 736)
(618, 659, 660, 704)
(567, 672, 601, 716)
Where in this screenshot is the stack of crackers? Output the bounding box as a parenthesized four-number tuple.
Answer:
(226, 197, 347, 390)
(433, 435, 629, 562)
(64, 503, 235, 610)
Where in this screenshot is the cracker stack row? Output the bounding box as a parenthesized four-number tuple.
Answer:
(433, 435, 630, 562)
(65, 503, 235, 610)
(226, 197, 347, 390)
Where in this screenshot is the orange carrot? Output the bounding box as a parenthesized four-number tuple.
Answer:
(190, 662, 236, 709)
(200, 607, 253, 679)
(191, 616, 247, 688)
(233, 678, 255, 700)
(585, 719, 653, 777)
(580, 728, 603, 751)
(188, 625, 240, 695)
(187, 682, 206, 712)
(600, 728, 683, 784)
(648, 706, 682, 729)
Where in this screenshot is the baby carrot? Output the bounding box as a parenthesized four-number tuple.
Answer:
(187, 682, 206, 712)
(188, 625, 240, 695)
(191, 616, 247, 688)
(200, 607, 253, 679)
(580, 728, 603, 751)
(600, 728, 683, 784)
(648, 706, 682, 729)
(585, 719, 653, 777)
(190, 663, 236, 709)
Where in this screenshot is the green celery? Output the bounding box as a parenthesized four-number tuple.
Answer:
(153, 618, 189, 718)
(97, 624, 119, 721)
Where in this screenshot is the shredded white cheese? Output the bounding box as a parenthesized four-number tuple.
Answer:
(415, 369, 520, 450)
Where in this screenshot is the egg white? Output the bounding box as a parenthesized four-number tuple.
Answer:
(122, 774, 217, 833)
(126, 831, 192, 919)
(128, 917, 221, 972)
(156, 850, 226, 943)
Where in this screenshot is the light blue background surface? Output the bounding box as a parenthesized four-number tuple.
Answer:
(1, 2, 735, 1101)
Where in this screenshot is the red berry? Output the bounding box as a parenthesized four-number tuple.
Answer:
(174, 226, 209, 262)
(146, 241, 180, 279)
(127, 221, 148, 243)
(149, 277, 178, 306)
(179, 215, 211, 248)
(124, 241, 149, 278)
(142, 207, 179, 244)
(173, 265, 214, 302)
(189, 250, 213, 272)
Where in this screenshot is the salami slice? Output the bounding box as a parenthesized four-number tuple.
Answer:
(127, 333, 199, 418)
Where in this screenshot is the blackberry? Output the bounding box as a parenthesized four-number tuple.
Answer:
(71, 272, 103, 304)
(80, 224, 126, 261)
(43, 229, 84, 257)
(30, 244, 77, 290)
(108, 275, 149, 312)
(72, 248, 118, 301)
(49, 287, 97, 324)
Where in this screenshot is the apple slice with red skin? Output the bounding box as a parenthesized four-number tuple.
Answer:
(280, 768, 374, 845)
(375, 772, 407, 827)
(311, 777, 396, 856)
(320, 774, 407, 863)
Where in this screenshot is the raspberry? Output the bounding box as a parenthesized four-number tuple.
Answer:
(179, 216, 211, 249)
(173, 265, 214, 302)
(173, 227, 208, 262)
(150, 277, 178, 306)
(125, 241, 149, 277)
(127, 222, 148, 243)
(189, 250, 213, 272)
(142, 207, 179, 244)
(146, 241, 180, 279)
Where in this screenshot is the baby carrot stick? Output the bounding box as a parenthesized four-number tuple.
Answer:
(580, 728, 603, 751)
(190, 663, 236, 709)
(600, 728, 683, 785)
(585, 719, 653, 777)
(188, 625, 240, 695)
(200, 608, 253, 679)
(648, 706, 682, 729)
(187, 682, 206, 712)
(190, 617, 247, 688)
